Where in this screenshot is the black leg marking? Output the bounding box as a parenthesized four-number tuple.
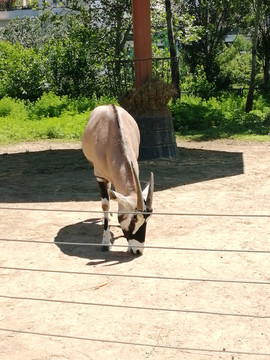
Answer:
(96, 178, 111, 252)
(104, 217, 109, 231)
(97, 180, 110, 202)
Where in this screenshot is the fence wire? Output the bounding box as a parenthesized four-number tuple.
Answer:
(1, 327, 270, 357)
(1, 294, 268, 319)
(1, 266, 269, 286)
(1, 205, 269, 357)
(1, 237, 270, 254)
(0, 206, 269, 218)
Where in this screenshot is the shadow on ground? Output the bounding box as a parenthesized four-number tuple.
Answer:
(54, 218, 136, 264)
(0, 146, 243, 202)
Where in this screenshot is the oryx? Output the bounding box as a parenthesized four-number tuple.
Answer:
(82, 104, 154, 255)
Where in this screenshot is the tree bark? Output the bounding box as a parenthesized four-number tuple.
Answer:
(263, 33, 270, 90)
(246, 0, 262, 113)
(264, 58, 270, 90)
(165, 0, 181, 100)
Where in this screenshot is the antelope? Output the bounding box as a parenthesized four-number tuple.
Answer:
(82, 104, 154, 255)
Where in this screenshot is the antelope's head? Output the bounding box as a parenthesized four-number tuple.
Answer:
(110, 163, 154, 255)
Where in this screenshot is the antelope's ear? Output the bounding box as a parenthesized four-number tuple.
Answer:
(143, 172, 154, 208)
(142, 183, 150, 200)
(109, 190, 133, 211)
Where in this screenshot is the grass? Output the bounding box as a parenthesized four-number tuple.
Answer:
(170, 92, 270, 142)
(175, 130, 270, 142)
(0, 92, 269, 146)
(0, 112, 89, 144)
(0, 93, 114, 145)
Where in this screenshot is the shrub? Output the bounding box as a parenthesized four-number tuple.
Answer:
(242, 110, 269, 134)
(32, 92, 68, 119)
(0, 97, 13, 117)
(0, 96, 28, 119)
(188, 65, 215, 100)
(170, 95, 224, 131)
(216, 36, 252, 90)
(0, 41, 46, 101)
(170, 93, 270, 135)
(31, 92, 117, 118)
(42, 37, 98, 98)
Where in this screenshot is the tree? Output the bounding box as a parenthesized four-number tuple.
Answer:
(181, 0, 251, 86)
(0, 41, 45, 100)
(217, 35, 252, 90)
(246, 0, 262, 113)
(165, 0, 181, 100)
(0, 1, 133, 97)
(0, 14, 65, 49)
(257, 0, 270, 91)
(151, 0, 200, 97)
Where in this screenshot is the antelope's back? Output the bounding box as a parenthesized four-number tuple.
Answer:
(82, 105, 140, 182)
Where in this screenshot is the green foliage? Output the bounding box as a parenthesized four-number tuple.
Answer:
(0, 90, 269, 145)
(151, 1, 201, 46)
(31, 92, 68, 119)
(0, 14, 64, 49)
(185, 65, 216, 99)
(0, 41, 46, 101)
(180, 0, 255, 91)
(170, 95, 223, 130)
(0, 96, 28, 119)
(0, 112, 88, 143)
(170, 93, 270, 136)
(42, 37, 97, 98)
(217, 35, 252, 89)
(0, 0, 38, 11)
(30, 92, 116, 119)
(0, 0, 269, 112)
(0, 92, 117, 144)
(0, 8, 121, 98)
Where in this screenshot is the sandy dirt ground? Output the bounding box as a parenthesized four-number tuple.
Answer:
(0, 139, 269, 360)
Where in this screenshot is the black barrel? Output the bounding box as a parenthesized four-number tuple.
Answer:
(135, 113, 178, 160)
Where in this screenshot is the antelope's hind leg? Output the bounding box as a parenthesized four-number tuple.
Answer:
(97, 177, 112, 251)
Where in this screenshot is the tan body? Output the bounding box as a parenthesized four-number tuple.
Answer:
(82, 105, 139, 200)
(82, 104, 153, 255)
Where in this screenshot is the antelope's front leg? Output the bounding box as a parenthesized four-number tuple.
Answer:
(97, 178, 112, 251)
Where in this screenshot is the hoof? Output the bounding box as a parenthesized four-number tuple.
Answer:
(101, 245, 110, 252)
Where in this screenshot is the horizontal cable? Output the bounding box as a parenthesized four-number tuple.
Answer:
(0, 206, 269, 218)
(1, 238, 270, 254)
(1, 266, 269, 286)
(1, 294, 268, 319)
(0, 328, 269, 357)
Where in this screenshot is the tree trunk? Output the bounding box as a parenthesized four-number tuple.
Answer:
(246, 0, 262, 113)
(165, 0, 181, 101)
(263, 36, 270, 90)
(264, 57, 270, 90)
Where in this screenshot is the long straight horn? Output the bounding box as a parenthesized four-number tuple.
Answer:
(131, 162, 144, 211)
(146, 172, 154, 209)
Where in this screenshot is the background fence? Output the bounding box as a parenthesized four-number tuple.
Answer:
(105, 57, 179, 99)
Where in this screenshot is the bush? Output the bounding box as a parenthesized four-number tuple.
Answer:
(186, 65, 215, 100)
(170, 95, 224, 131)
(170, 93, 270, 135)
(0, 96, 28, 119)
(42, 37, 98, 98)
(0, 41, 46, 101)
(31, 92, 117, 119)
(0, 97, 13, 117)
(32, 92, 68, 119)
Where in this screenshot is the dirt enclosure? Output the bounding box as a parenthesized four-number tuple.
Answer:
(0, 139, 269, 360)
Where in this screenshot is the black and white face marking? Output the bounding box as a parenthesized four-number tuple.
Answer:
(118, 209, 152, 255)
